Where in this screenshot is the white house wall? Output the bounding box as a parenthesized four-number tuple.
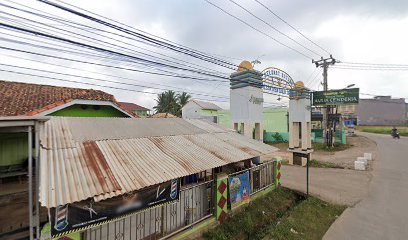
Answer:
(181, 102, 202, 119)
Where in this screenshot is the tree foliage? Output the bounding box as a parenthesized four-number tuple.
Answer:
(153, 90, 191, 117)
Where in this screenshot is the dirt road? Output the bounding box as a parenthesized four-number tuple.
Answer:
(313, 135, 378, 169)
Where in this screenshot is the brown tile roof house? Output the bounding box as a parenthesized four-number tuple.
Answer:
(0, 80, 137, 117)
(118, 102, 149, 111)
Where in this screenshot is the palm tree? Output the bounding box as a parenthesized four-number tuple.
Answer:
(154, 90, 179, 116)
(176, 92, 191, 116)
(153, 91, 191, 117)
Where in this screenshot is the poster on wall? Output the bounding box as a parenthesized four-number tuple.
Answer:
(50, 179, 180, 238)
(228, 171, 250, 209)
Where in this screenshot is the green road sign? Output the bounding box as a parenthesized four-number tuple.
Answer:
(312, 88, 359, 106)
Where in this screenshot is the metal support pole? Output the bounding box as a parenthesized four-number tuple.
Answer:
(28, 126, 34, 240)
(306, 153, 309, 198)
(35, 123, 40, 239)
(312, 56, 336, 147)
(322, 64, 328, 146)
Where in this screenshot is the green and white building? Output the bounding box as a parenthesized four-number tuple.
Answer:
(182, 100, 289, 143)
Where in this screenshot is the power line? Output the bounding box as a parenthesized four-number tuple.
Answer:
(0, 69, 232, 103)
(307, 69, 322, 90)
(0, 63, 231, 100)
(0, 30, 229, 83)
(338, 61, 408, 67)
(332, 66, 408, 71)
(0, 1, 230, 77)
(253, 0, 331, 56)
(0, 65, 286, 106)
(2, 53, 229, 94)
(37, 0, 239, 70)
(0, 1, 289, 106)
(0, 45, 230, 83)
(52, 0, 242, 63)
(0, 31, 292, 97)
(227, 0, 322, 57)
(0, 22, 231, 79)
(203, 0, 314, 59)
(303, 68, 318, 87)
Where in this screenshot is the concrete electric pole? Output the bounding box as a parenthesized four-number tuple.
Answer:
(312, 55, 336, 146)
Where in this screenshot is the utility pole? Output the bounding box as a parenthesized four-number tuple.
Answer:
(312, 55, 336, 146)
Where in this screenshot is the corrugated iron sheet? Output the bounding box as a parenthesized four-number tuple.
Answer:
(39, 117, 278, 208)
(185, 119, 230, 133)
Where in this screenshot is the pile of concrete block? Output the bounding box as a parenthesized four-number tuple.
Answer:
(354, 153, 373, 171)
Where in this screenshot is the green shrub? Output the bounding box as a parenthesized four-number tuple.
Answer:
(272, 132, 285, 143)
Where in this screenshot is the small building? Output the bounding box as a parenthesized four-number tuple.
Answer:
(119, 102, 150, 117)
(0, 80, 135, 118)
(355, 96, 406, 126)
(181, 100, 222, 122)
(0, 80, 135, 182)
(182, 101, 289, 143)
(0, 117, 278, 239)
(0, 81, 136, 238)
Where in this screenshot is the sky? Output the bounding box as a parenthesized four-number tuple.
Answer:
(1, 0, 408, 110)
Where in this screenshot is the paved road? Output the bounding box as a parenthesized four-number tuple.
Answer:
(324, 132, 408, 240)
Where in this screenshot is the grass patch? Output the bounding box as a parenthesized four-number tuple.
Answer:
(357, 126, 408, 136)
(312, 142, 353, 152)
(203, 189, 300, 240)
(308, 160, 343, 169)
(264, 197, 346, 240)
(203, 189, 345, 240)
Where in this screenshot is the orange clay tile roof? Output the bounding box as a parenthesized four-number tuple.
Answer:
(0, 80, 138, 117)
(118, 102, 150, 111)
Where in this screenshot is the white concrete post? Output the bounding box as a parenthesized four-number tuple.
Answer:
(301, 121, 308, 150)
(293, 122, 300, 148)
(289, 122, 294, 149)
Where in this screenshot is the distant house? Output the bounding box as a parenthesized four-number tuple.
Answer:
(0, 80, 135, 194)
(0, 80, 135, 118)
(181, 100, 222, 122)
(181, 100, 291, 142)
(119, 102, 150, 117)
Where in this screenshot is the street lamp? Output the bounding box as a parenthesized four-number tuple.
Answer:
(344, 84, 355, 89)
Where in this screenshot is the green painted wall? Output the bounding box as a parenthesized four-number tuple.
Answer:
(215, 108, 289, 133)
(48, 104, 129, 117)
(200, 109, 219, 116)
(217, 110, 232, 128)
(311, 129, 347, 144)
(0, 133, 28, 167)
(133, 109, 149, 117)
(262, 108, 288, 132)
(2, 104, 129, 167)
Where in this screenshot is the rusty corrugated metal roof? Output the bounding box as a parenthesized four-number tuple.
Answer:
(39, 117, 278, 208)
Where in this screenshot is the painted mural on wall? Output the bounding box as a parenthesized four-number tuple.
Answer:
(50, 179, 180, 238)
(228, 171, 250, 209)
